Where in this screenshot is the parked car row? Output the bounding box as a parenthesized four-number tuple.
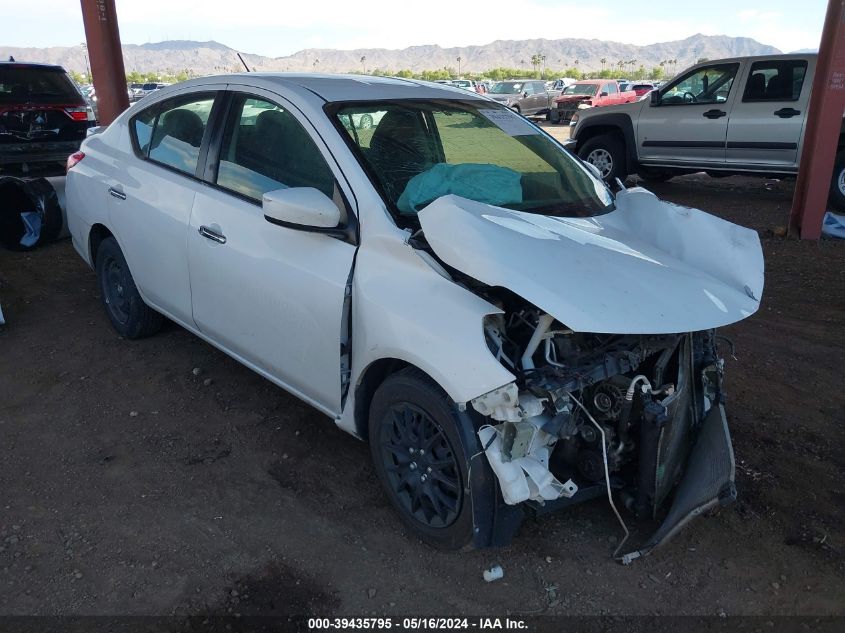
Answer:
(549, 80, 638, 124)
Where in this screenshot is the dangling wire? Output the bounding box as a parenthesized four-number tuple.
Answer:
(566, 391, 630, 558)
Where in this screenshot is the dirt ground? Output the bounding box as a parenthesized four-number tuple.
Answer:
(0, 158, 843, 619)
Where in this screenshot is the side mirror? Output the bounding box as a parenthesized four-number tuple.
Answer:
(650, 90, 662, 106)
(599, 91, 608, 97)
(263, 187, 341, 230)
(523, 91, 529, 98)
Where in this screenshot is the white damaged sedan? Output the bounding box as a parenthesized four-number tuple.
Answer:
(65, 74, 763, 559)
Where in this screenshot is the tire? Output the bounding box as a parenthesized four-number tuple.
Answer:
(578, 134, 626, 182)
(359, 113, 374, 130)
(510, 105, 521, 115)
(636, 168, 674, 183)
(829, 150, 845, 210)
(95, 237, 163, 339)
(368, 368, 478, 550)
(549, 109, 560, 124)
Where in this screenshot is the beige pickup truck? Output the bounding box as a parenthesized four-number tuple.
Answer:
(564, 54, 845, 208)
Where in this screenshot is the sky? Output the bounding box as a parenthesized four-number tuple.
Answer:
(0, 0, 826, 56)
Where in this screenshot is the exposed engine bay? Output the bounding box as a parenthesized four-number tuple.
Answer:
(466, 287, 736, 560)
(406, 188, 755, 558)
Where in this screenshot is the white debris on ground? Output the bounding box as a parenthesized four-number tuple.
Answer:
(483, 565, 504, 582)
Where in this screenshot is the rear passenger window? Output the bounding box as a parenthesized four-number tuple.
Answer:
(742, 60, 808, 102)
(130, 93, 216, 175)
(215, 94, 336, 202)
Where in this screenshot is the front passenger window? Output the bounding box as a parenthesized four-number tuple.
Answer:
(215, 95, 337, 203)
(661, 63, 740, 105)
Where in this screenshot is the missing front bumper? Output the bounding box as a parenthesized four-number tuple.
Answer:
(620, 401, 736, 564)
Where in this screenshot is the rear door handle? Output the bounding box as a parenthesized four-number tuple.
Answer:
(108, 187, 126, 200)
(774, 108, 801, 118)
(198, 225, 226, 244)
(702, 109, 727, 119)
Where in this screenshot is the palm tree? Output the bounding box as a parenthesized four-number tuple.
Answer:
(600, 57, 607, 71)
(629, 59, 637, 75)
(360, 55, 366, 73)
(457, 56, 462, 75)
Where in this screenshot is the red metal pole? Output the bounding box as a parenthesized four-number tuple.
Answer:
(79, 0, 129, 125)
(789, 0, 845, 239)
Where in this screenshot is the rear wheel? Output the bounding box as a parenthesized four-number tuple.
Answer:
(96, 237, 163, 339)
(549, 108, 561, 124)
(369, 368, 476, 550)
(510, 105, 521, 115)
(578, 134, 626, 182)
(829, 150, 845, 210)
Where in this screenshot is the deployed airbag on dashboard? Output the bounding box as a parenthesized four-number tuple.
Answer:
(397, 163, 522, 214)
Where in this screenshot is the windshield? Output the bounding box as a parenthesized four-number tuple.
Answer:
(562, 84, 598, 96)
(331, 100, 614, 220)
(0, 67, 81, 104)
(489, 82, 523, 95)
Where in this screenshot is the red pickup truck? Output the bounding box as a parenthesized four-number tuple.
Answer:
(550, 80, 638, 124)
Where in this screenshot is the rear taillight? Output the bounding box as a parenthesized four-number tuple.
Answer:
(66, 151, 85, 172)
(64, 107, 89, 121)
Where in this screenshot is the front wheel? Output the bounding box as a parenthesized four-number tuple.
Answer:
(368, 368, 477, 550)
(829, 150, 845, 210)
(96, 237, 163, 339)
(578, 134, 626, 182)
(549, 108, 561, 124)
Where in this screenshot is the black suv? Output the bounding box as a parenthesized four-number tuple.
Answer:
(0, 61, 94, 174)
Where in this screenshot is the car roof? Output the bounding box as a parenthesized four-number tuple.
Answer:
(171, 72, 486, 102)
(687, 53, 818, 67)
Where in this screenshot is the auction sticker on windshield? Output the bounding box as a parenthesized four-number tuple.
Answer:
(477, 109, 540, 136)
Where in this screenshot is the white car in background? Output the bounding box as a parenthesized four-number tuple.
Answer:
(65, 74, 762, 559)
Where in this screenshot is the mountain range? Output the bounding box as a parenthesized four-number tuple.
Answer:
(3, 34, 782, 76)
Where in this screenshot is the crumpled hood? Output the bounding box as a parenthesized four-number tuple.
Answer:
(554, 94, 593, 104)
(418, 189, 764, 334)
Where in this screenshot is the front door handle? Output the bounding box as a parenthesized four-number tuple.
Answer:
(198, 225, 226, 244)
(774, 107, 801, 118)
(702, 109, 727, 119)
(108, 187, 126, 200)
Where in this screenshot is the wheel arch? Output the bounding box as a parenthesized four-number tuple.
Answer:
(88, 223, 114, 266)
(573, 114, 638, 176)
